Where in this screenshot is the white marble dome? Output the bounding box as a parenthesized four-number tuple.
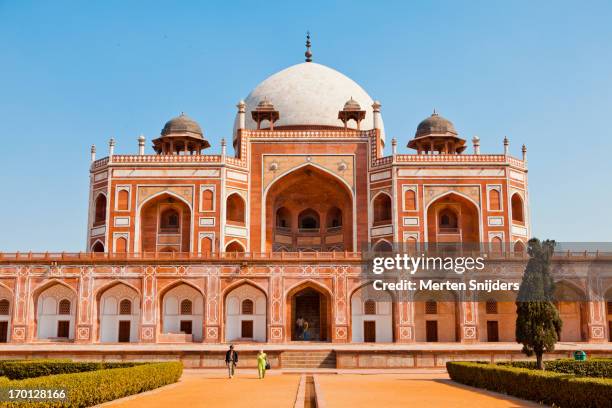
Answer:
(233, 62, 384, 143)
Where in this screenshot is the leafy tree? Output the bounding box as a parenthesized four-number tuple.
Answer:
(515, 238, 562, 369)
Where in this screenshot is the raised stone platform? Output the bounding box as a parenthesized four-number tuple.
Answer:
(1, 342, 611, 369)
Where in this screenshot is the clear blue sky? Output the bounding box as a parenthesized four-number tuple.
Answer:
(1, 0, 611, 251)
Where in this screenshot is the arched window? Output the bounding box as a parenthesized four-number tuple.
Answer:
(58, 299, 71, 315)
(373, 240, 393, 253)
(276, 207, 291, 229)
(226, 193, 246, 224)
(117, 190, 129, 211)
(404, 189, 416, 211)
(115, 237, 127, 253)
(92, 241, 105, 253)
(425, 300, 437, 314)
(0, 299, 10, 315)
(298, 209, 320, 230)
(160, 208, 180, 233)
(241, 299, 254, 315)
(201, 189, 214, 211)
(94, 194, 107, 225)
(373, 193, 392, 225)
(488, 189, 501, 211)
(406, 236, 418, 253)
(326, 207, 343, 228)
(180, 299, 193, 315)
(200, 236, 212, 254)
(438, 209, 458, 231)
(511, 194, 524, 223)
(491, 236, 503, 253)
(225, 241, 245, 253)
(486, 299, 498, 314)
(119, 299, 132, 315)
(514, 240, 525, 254)
(364, 300, 376, 315)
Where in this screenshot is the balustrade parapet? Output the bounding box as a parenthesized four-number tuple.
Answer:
(0, 250, 610, 264)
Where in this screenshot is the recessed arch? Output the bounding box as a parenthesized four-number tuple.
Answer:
(511, 193, 525, 223)
(372, 239, 393, 253)
(134, 190, 193, 254)
(372, 191, 392, 226)
(91, 240, 105, 253)
(226, 193, 246, 225)
(93, 192, 107, 225)
(32, 280, 77, 340)
(286, 280, 333, 342)
(159, 280, 204, 342)
(424, 190, 481, 247)
(350, 281, 395, 343)
(223, 280, 268, 342)
(138, 191, 192, 253)
(262, 162, 356, 252)
(96, 281, 141, 343)
(225, 240, 245, 253)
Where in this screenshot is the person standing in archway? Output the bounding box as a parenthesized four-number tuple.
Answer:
(296, 315, 304, 340)
(225, 344, 238, 378)
(303, 319, 310, 341)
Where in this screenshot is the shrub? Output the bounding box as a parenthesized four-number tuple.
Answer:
(0, 361, 140, 380)
(447, 361, 612, 408)
(0, 360, 71, 378)
(0, 361, 182, 408)
(498, 358, 612, 378)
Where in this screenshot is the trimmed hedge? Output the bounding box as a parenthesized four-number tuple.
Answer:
(0, 361, 183, 408)
(447, 361, 612, 408)
(499, 358, 612, 378)
(0, 360, 71, 378)
(0, 361, 140, 380)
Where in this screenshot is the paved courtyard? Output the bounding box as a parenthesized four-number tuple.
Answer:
(104, 369, 539, 408)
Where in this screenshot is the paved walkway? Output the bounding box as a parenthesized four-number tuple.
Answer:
(102, 369, 540, 408)
(317, 373, 540, 408)
(103, 370, 300, 408)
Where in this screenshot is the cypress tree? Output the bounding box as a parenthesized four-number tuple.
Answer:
(515, 238, 562, 369)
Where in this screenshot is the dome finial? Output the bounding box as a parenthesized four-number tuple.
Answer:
(432, 108, 438, 116)
(305, 31, 313, 62)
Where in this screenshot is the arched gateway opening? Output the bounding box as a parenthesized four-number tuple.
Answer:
(287, 282, 332, 341)
(266, 165, 353, 252)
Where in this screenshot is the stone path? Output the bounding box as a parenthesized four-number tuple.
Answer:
(317, 373, 540, 408)
(104, 370, 300, 408)
(103, 369, 540, 408)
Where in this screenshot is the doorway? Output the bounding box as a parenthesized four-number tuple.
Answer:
(291, 287, 328, 341)
(487, 321, 499, 342)
(426, 320, 438, 342)
(0, 321, 8, 343)
(57, 321, 70, 338)
(364, 321, 376, 342)
(180, 320, 193, 335)
(118, 320, 131, 342)
(241, 320, 253, 338)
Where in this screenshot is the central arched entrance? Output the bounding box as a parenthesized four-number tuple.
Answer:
(287, 282, 332, 342)
(265, 165, 353, 252)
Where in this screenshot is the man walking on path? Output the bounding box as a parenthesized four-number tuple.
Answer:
(225, 345, 238, 378)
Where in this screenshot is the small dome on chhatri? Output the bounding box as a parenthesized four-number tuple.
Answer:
(161, 113, 203, 138)
(415, 110, 457, 138)
(343, 97, 362, 111)
(256, 98, 276, 111)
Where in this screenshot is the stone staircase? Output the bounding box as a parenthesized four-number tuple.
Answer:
(281, 350, 336, 369)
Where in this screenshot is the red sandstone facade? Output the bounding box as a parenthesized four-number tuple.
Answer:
(0, 57, 611, 353)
